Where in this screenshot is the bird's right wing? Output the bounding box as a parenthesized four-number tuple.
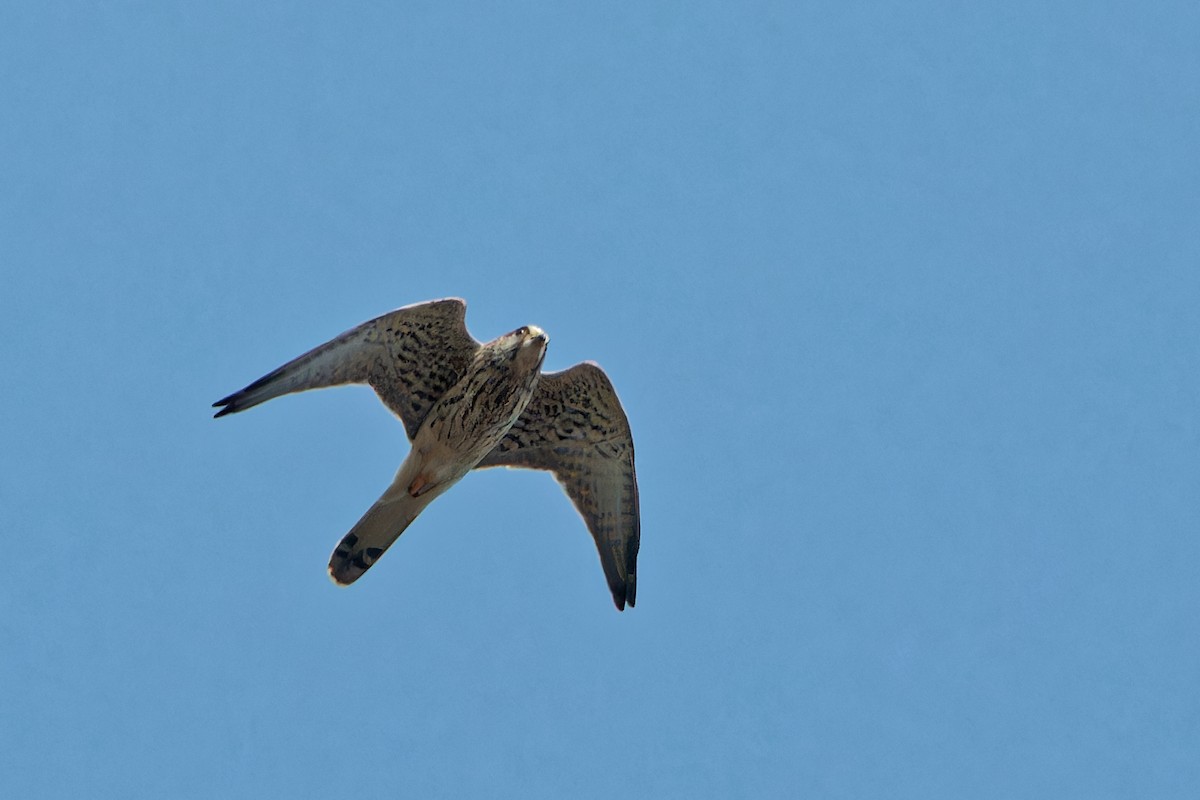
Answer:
(476, 362, 640, 610)
(213, 298, 479, 439)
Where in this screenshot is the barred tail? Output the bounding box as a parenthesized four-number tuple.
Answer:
(327, 475, 433, 585)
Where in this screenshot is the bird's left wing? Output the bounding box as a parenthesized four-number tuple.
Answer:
(475, 362, 640, 610)
(213, 298, 479, 439)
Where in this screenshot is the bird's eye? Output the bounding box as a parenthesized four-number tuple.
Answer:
(518, 326, 528, 336)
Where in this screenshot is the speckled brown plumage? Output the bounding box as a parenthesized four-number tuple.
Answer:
(213, 298, 640, 610)
(477, 364, 639, 608)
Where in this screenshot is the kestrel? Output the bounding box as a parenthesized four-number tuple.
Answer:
(213, 298, 640, 610)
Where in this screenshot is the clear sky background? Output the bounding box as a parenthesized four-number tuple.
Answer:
(2, 3, 1197, 798)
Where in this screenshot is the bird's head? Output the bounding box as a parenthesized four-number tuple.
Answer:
(497, 325, 548, 372)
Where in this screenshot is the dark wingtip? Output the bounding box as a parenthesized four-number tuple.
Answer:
(212, 391, 243, 418)
(610, 579, 631, 611)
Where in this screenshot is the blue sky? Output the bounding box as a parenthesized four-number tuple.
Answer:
(2, 2, 1197, 797)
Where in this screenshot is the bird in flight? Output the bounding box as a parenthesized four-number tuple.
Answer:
(213, 298, 640, 610)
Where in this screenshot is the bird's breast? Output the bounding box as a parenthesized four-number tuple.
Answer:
(417, 359, 540, 464)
